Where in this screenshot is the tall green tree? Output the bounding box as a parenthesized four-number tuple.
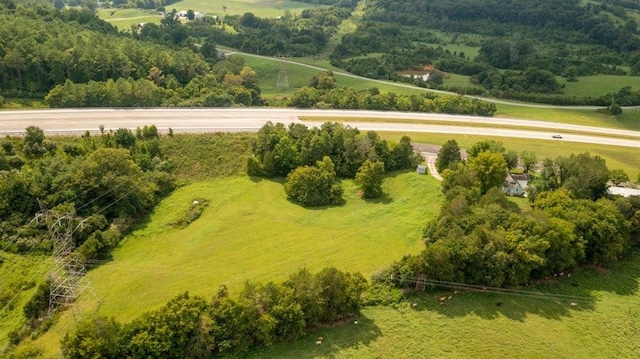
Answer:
(520, 150, 537, 173)
(435, 139, 461, 173)
(468, 151, 508, 194)
(355, 160, 385, 198)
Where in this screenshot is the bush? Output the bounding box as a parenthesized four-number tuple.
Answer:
(284, 157, 343, 207)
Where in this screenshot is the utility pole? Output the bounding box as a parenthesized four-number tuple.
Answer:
(36, 200, 93, 314)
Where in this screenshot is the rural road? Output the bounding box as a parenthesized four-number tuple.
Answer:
(1, 108, 640, 148)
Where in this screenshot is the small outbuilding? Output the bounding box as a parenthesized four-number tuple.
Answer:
(416, 164, 427, 175)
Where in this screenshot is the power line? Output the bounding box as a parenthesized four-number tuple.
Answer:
(393, 275, 593, 301)
(0, 217, 38, 254)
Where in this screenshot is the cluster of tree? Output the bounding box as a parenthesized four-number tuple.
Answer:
(377, 139, 639, 289)
(247, 121, 420, 205)
(471, 68, 562, 94)
(44, 60, 263, 107)
(0, 126, 174, 259)
(61, 267, 367, 358)
(287, 72, 496, 116)
(247, 121, 420, 178)
(527, 152, 611, 202)
(108, 0, 178, 10)
(0, 7, 219, 98)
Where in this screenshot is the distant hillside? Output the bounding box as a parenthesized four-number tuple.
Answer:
(329, 0, 640, 104)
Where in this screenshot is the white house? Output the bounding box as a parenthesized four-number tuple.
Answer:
(502, 174, 527, 196)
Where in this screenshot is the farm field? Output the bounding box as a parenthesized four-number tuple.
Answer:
(245, 251, 640, 358)
(15, 172, 441, 355)
(98, 0, 324, 29)
(98, 8, 163, 30)
(171, 0, 325, 18)
(560, 75, 640, 97)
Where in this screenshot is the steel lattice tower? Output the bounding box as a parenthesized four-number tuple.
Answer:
(37, 200, 92, 312)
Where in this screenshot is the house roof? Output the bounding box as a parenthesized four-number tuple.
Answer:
(607, 186, 640, 197)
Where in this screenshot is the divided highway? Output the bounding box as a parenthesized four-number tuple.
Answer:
(1, 108, 640, 148)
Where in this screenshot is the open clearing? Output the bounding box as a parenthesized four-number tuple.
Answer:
(16, 172, 441, 355)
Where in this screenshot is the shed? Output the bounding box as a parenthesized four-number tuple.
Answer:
(416, 165, 427, 175)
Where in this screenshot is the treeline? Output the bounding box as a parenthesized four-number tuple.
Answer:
(366, 0, 640, 53)
(45, 57, 263, 107)
(376, 140, 640, 289)
(109, 0, 178, 10)
(286, 71, 496, 115)
(61, 267, 367, 358)
(247, 121, 420, 179)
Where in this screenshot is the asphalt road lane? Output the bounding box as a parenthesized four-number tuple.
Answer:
(1, 108, 640, 148)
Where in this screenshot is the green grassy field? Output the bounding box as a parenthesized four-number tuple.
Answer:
(98, 8, 163, 31)
(0, 254, 52, 351)
(98, 0, 324, 29)
(561, 75, 640, 97)
(245, 251, 640, 358)
(15, 172, 441, 356)
(171, 0, 324, 17)
(495, 104, 640, 132)
(242, 55, 432, 97)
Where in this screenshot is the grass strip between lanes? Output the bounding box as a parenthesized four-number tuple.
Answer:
(299, 116, 640, 141)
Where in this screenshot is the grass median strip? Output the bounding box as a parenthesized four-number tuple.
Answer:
(298, 116, 640, 141)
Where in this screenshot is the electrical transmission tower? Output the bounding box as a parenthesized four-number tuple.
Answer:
(36, 200, 93, 313)
(276, 56, 289, 92)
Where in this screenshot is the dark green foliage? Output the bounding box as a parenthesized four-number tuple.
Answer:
(284, 157, 343, 207)
(355, 160, 385, 198)
(125, 292, 208, 358)
(383, 144, 637, 290)
(61, 316, 123, 359)
(23, 126, 46, 158)
(62, 268, 367, 357)
(436, 139, 462, 173)
(520, 150, 537, 173)
(536, 189, 630, 265)
(287, 86, 497, 115)
(529, 152, 610, 201)
(169, 199, 209, 228)
(250, 122, 420, 179)
(114, 128, 136, 149)
(468, 151, 508, 194)
(309, 71, 337, 90)
(22, 280, 51, 321)
(609, 169, 630, 185)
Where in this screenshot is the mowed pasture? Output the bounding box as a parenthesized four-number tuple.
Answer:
(98, 8, 163, 30)
(98, 0, 324, 29)
(171, 0, 325, 17)
(561, 75, 640, 98)
(52, 173, 438, 322)
(245, 251, 640, 358)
